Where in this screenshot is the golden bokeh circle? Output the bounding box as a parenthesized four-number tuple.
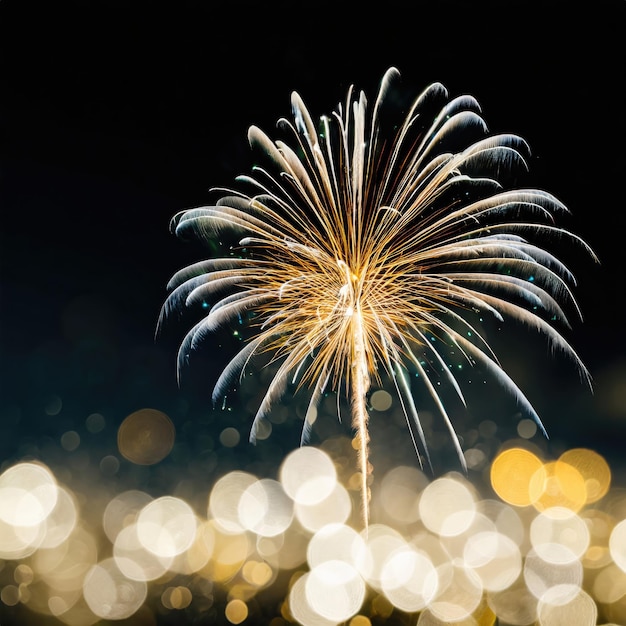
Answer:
(225, 598, 249, 624)
(490, 448, 545, 507)
(559, 448, 611, 505)
(531, 460, 587, 513)
(117, 408, 175, 465)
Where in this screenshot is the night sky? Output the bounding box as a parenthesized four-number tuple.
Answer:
(1, 0, 625, 489)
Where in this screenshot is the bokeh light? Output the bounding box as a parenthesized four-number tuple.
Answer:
(490, 447, 545, 507)
(102, 489, 153, 543)
(161, 585, 193, 610)
(530, 506, 590, 563)
(295, 481, 352, 532)
(209, 470, 259, 533)
(419, 476, 476, 537)
(0, 439, 625, 625)
(136, 496, 197, 557)
(380, 544, 439, 612)
(307, 523, 366, 571)
(537, 588, 597, 625)
(117, 408, 175, 465)
(225, 598, 249, 624)
(377, 465, 427, 525)
(559, 448, 611, 504)
(113, 522, 173, 581)
(305, 559, 366, 622)
(237, 478, 294, 537)
(280, 447, 337, 506)
(523, 546, 583, 603)
(609, 518, 626, 572)
(427, 564, 483, 622)
(82, 557, 147, 620)
(532, 460, 588, 513)
(463, 530, 522, 591)
(357, 523, 406, 591)
(0, 462, 59, 527)
(289, 571, 337, 626)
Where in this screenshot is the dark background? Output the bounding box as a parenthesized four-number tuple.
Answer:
(1, 0, 625, 484)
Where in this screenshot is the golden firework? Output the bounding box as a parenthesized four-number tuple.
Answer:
(160, 68, 596, 528)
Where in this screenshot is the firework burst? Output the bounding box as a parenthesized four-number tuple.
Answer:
(159, 67, 596, 528)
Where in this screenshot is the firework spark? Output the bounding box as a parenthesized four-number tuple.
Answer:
(159, 67, 596, 528)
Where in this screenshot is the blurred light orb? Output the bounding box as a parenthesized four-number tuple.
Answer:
(580, 508, 614, 570)
(169, 518, 215, 575)
(280, 447, 337, 506)
(380, 546, 439, 612)
(15, 563, 34, 584)
(33, 524, 98, 595)
(238, 478, 293, 537)
(517, 418, 538, 439)
(295, 482, 352, 533)
(83, 557, 147, 620)
(225, 598, 248, 624)
(307, 523, 367, 570)
(99, 455, 120, 476)
(85, 412, 106, 433)
(38, 486, 78, 549)
(219, 427, 241, 448)
(463, 530, 522, 592)
(60, 430, 80, 452)
(438, 510, 496, 563)
(0, 516, 45, 559)
(0, 462, 59, 527)
(427, 563, 483, 622)
(379, 465, 428, 525)
(209, 471, 258, 533)
(45, 395, 63, 416)
(257, 525, 308, 571)
(0, 585, 20, 607)
(136, 496, 197, 557)
(161, 585, 193, 610)
(113, 523, 173, 581)
(491, 448, 545, 507)
(592, 563, 626, 604)
(370, 389, 392, 411)
(523, 547, 582, 603)
(419, 476, 476, 537)
(464, 447, 488, 471)
(306, 559, 366, 622)
(537, 588, 597, 625)
(558, 448, 611, 504)
(609, 519, 626, 572)
(242, 559, 274, 587)
(530, 507, 589, 563)
(357, 524, 406, 590)
(117, 408, 175, 465)
(103, 490, 153, 543)
(289, 572, 338, 626)
(251, 415, 272, 440)
(209, 522, 252, 579)
(478, 498, 525, 546)
(533, 461, 587, 513)
(487, 578, 539, 626)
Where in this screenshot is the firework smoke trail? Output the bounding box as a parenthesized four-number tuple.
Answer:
(159, 68, 596, 529)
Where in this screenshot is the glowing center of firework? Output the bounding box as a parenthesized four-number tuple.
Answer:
(337, 259, 362, 318)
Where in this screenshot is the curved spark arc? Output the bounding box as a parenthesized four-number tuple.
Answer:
(159, 67, 596, 529)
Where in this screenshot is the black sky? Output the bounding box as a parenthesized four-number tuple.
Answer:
(1, 0, 625, 473)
